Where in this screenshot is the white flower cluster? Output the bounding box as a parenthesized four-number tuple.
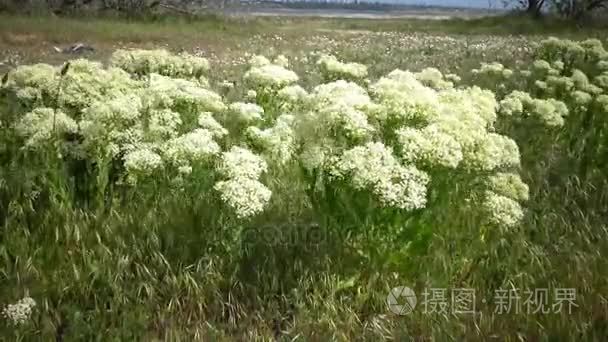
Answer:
(6, 59, 137, 110)
(487, 172, 529, 202)
(595, 73, 608, 90)
(147, 109, 182, 140)
(370, 69, 439, 122)
(163, 128, 221, 166)
(277, 85, 308, 104)
(495, 38, 608, 129)
(5, 50, 236, 191)
(228, 102, 264, 122)
(397, 125, 463, 169)
(214, 178, 272, 219)
(60, 59, 138, 110)
(110, 49, 210, 78)
(248, 55, 271, 67)
(218, 80, 235, 90)
(305, 80, 375, 139)
(217, 146, 268, 179)
(273, 55, 290, 68)
(317, 54, 368, 80)
(472, 62, 513, 79)
(482, 191, 525, 229)
(6, 50, 531, 228)
(271, 64, 527, 226)
(372, 72, 519, 174)
(16, 107, 78, 149)
(246, 89, 258, 101)
(244, 62, 299, 90)
(500, 91, 569, 127)
(299, 141, 331, 172)
(597, 94, 608, 113)
(79, 94, 144, 158)
(438, 86, 498, 127)
(143, 74, 225, 114)
(2, 296, 36, 326)
(247, 114, 296, 164)
(198, 112, 228, 137)
(330, 142, 429, 210)
(214, 146, 271, 218)
(124, 148, 163, 182)
(415, 67, 454, 90)
(467, 132, 521, 172)
(5, 63, 58, 104)
(537, 37, 600, 70)
(444, 73, 462, 84)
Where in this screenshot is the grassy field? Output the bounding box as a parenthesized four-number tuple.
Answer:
(1, 12, 608, 341)
(1, 14, 606, 68)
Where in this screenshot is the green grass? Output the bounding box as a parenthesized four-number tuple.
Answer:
(329, 13, 608, 36)
(1, 12, 608, 341)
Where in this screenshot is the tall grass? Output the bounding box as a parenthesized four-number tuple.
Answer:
(1, 32, 607, 342)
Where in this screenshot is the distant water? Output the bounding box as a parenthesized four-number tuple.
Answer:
(381, 0, 512, 9)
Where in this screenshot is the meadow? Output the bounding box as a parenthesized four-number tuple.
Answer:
(1, 13, 608, 341)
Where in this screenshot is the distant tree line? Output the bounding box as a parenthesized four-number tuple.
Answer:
(0, 0, 605, 20)
(0, 0, 230, 17)
(509, 0, 606, 19)
(0, 0, 153, 16)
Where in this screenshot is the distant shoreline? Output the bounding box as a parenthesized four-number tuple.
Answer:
(227, 6, 506, 19)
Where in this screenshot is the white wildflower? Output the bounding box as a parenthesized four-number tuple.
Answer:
(373, 164, 429, 211)
(248, 55, 271, 67)
(247, 114, 295, 164)
(331, 142, 429, 210)
(467, 133, 520, 171)
(110, 49, 209, 78)
(178, 165, 193, 175)
(214, 178, 272, 218)
(415, 67, 453, 89)
(2, 297, 36, 325)
(499, 96, 524, 116)
(445, 73, 461, 83)
(219, 80, 235, 89)
(246, 89, 257, 100)
(317, 54, 368, 80)
(397, 125, 463, 169)
(371, 70, 439, 122)
(147, 109, 182, 139)
(228, 102, 264, 122)
(299, 143, 328, 172)
(438, 87, 497, 127)
(16, 108, 78, 148)
(245, 64, 299, 89)
(487, 172, 529, 202)
(217, 146, 268, 179)
(198, 112, 228, 137)
(273, 54, 289, 68)
(164, 129, 220, 164)
(483, 191, 525, 228)
(529, 98, 567, 127)
(124, 148, 163, 174)
(144, 74, 225, 113)
(277, 84, 308, 103)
